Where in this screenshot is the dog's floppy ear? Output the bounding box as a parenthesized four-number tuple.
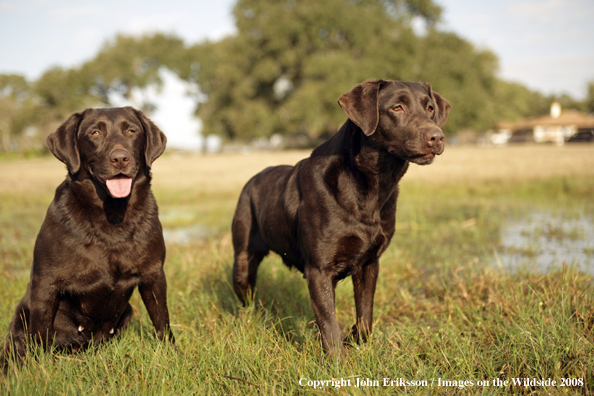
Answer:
(419, 81, 451, 128)
(131, 107, 167, 167)
(433, 91, 451, 128)
(46, 111, 84, 174)
(338, 79, 384, 136)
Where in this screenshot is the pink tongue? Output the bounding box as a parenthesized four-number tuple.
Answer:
(106, 176, 133, 198)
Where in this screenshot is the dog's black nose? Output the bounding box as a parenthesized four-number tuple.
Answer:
(109, 149, 130, 168)
(425, 129, 445, 147)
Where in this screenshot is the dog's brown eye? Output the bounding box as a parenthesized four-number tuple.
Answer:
(127, 128, 135, 134)
(393, 105, 403, 112)
(428, 105, 434, 113)
(91, 130, 101, 136)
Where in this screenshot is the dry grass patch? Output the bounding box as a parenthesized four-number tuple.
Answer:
(405, 144, 594, 185)
(2, 145, 593, 195)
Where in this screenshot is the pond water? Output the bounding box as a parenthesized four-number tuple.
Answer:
(498, 211, 594, 274)
(161, 211, 594, 276)
(162, 224, 211, 245)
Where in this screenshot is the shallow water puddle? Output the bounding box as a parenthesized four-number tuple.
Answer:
(498, 211, 594, 274)
(163, 224, 210, 245)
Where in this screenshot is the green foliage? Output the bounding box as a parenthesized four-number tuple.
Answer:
(34, 67, 98, 116)
(410, 30, 501, 133)
(0, 33, 191, 153)
(396, 0, 443, 25)
(191, 0, 566, 139)
(586, 81, 594, 113)
(194, 0, 433, 139)
(0, 75, 29, 101)
(0, 75, 33, 152)
(81, 33, 190, 105)
(492, 81, 551, 123)
(555, 93, 588, 113)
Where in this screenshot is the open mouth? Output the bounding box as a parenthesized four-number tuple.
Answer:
(90, 166, 135, 199)
(105, 174, 133, 198)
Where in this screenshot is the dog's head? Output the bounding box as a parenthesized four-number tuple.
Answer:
(47, 107, 167, 199)
(338, 79, 450, 165)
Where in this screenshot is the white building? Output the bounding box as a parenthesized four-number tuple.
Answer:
(496, 102, 594, 146)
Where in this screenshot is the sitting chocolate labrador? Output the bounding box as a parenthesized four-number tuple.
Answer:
(232, 79, 450, 358)
(2, 107, 174, 369)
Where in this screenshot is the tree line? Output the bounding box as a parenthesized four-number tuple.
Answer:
(1, 0, 593, 153)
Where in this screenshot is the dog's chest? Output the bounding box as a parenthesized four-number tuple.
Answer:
(335, 222, 390, 258)
(63, 252, 143, 296)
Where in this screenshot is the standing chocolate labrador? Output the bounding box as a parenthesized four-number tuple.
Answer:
(232, 80, 450, 357)
(2, 107, 174, 368)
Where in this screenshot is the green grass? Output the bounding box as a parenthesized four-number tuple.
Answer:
(1, 157, 594, 394)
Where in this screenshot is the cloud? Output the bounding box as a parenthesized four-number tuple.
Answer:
(47, 4, 103, 23)
(116, 9, 236, 42)
(0, 0, 19, 13)
(511, 0, 593, 25)
(502, 52, 594, 97)
(122, 12, 191, 35)
(71, 27, 103, 49)
(0, 0, 51, 13)
(437, 0, 594, 96)
(509, 0, 594, 46)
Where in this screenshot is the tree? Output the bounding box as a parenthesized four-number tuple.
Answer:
(192, 0, 440, 140)
(586, 81, 594, 114)
(80, 33, 190, 110)
(190, 0, 547, 140)
(0, 33, 192, 152)
(0, 74, 44, 152)
(0, 74, 30, 101)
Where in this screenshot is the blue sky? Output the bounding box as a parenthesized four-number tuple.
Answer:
(1, 0, 593, 146)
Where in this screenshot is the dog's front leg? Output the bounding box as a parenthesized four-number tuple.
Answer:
(28, 278, 60, 348)
(304, 266, 345, 359)
(350, 259, 379, 343)
(139, 269, 175, 344)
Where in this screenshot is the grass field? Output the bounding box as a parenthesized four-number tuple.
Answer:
(1, 144, 593, 394)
